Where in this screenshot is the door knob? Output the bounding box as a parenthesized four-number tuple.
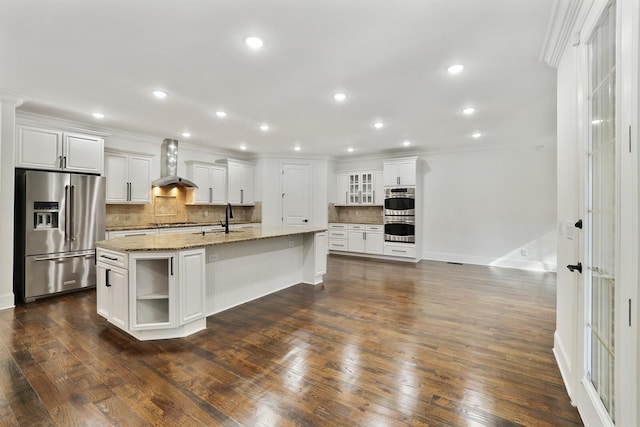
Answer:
(567, 262, 582, 274)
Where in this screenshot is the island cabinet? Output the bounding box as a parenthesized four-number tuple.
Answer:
(96, 226, 326, 340)
(96, 248, 129, 330)
(96, 247, 206, 340)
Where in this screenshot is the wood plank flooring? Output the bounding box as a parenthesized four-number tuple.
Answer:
(0, 255, 582, 426)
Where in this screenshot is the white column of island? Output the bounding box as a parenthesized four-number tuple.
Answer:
(95, 226, 328, 341)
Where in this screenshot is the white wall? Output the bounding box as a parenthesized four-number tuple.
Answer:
(421, 146, 557, 271)
(0, 95, 24, 309)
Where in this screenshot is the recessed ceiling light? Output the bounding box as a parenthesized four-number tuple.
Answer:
(181, 132, 191, 138)
(402, 140, 411, 146)
(347, 147, 354, 152)
(447, 64, 464, 74)
(216, 111, 227, 118)
(294, 146, 301, 151)
(472, 132, 482, 138)
(92, 112, 104, 119)
(334, 93, 347, 102)
(153, 90, 167, 99)
(373, 122, 384, 129)
(245, 36, 264, 49)
(260, 124, 270, 131)
(462, 107, 475, 115)
(239, 144, 247, 150)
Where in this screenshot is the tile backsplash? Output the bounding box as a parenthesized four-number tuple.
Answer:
(328, 203, 383, 224)
(106, 187, 261, 227)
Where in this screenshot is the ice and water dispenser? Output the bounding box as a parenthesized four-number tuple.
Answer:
(33, 201, 59, 230)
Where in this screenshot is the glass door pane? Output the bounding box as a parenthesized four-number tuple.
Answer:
(587, 3, 616, 421)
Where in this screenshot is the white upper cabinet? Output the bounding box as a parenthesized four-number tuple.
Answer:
(219, 159, 254, 205)
(105, 151, 152, 204)
(16, 124, 104, 174)
(335, 174, 349, 206)
(373, 171, 384, 205)
(185, 161, 226, 205)
(383, 158, 417, 186)
(335, 171, 382, 206)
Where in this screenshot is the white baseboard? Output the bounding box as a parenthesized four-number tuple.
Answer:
(421, 251, 557, 272)
(0, 292, 15, 311)
(553, 330, 575, 406)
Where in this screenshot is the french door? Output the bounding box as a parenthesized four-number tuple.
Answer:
(577, 0, 637, 425)
(586, 3, 616, 421)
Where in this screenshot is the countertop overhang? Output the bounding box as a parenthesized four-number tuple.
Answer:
(96, 225, 327, 252)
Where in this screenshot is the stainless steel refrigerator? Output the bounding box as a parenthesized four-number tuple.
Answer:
(14, 169, 105, 302)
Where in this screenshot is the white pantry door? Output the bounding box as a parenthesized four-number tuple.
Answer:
(281, 163, 311, 225)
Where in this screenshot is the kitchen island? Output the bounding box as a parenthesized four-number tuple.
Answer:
(95, 226, 327, 340)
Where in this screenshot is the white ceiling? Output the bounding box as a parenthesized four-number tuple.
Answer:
(0, 0, 556, 157)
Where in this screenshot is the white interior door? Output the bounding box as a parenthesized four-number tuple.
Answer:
(282, 163, 311, 225)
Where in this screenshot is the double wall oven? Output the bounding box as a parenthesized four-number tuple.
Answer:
(384, 187, 415, 243)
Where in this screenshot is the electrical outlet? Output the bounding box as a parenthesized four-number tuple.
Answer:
(208, 254, 218, 262)
(520, 249, 528, 257)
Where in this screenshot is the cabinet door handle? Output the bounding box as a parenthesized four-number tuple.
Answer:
(170, 257, 174, 275)
(241, 189, 244, 204)
(63, 156, 67, 169)
(105, 268, 111, 287)
(397, 176, 400, 185)
(100, 254, 118, 261)
(209, 187, 213, 203)
(59, 155, 63, 169)
(363, 231, 366, 240)
(373, 190, 376, 204)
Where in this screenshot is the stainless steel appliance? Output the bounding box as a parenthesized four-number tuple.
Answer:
(384, 187, 416, 243)
(384, 187, 416, 216)
(384, 216, 416, 243)
(151, 139, 198, 188)
(14, 169, 105, 302)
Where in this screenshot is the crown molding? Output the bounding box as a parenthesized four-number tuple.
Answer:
(540, 0, 583, 67)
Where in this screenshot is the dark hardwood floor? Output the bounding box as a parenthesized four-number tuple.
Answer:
(0, 255, 582, 426)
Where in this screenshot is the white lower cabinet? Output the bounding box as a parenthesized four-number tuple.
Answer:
(348, 224, 383, 255)
(330, 223, 412, 258)
(179, 249, 206, 324)
(130, 252, 176, 330)
(107, 229, 158, 239)
(328, 223, 348, 251)
(97, 249, 129, 331)
(96, 247, 206, 340)
(384, 242, 416, 258)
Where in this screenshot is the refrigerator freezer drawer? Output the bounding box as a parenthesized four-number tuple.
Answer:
(24, 251, 97, 301)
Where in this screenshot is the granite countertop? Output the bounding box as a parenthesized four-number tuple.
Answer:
(96, 225, 327, 252)
(106, 221, 257, 232)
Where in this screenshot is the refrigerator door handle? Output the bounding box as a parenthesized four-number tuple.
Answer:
(70, 185, 76, 241)
(33, 252, 95, 262)
(64, 185, 70, 241)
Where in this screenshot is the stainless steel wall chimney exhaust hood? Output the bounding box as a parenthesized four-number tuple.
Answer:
(151, 139, 198, 188)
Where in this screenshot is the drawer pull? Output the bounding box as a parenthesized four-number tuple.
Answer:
(100, 255, 118, 261)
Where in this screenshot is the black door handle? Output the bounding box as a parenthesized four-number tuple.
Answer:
(567, 262, 582, 274)
(574, 219, 583, 229)
(105, 268, 111, 287)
